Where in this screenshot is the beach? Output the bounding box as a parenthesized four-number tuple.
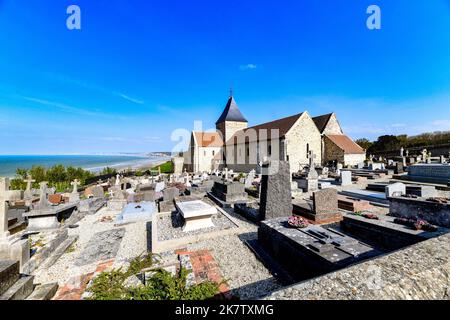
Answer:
(0, 154, 171, 178)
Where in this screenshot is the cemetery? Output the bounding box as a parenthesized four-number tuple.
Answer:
(0, 143, 449, 300)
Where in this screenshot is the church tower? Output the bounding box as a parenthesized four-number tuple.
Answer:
(216, 93, 248, 143)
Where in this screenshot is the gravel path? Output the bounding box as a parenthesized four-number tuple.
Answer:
(34, 206, 149, 284)
(33, 201, 283, 299)
(186, 208, 283, 299)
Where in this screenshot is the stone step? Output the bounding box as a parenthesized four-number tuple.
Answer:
(0, 260, 20, 296)
(40, 235, 79, 270)
(26, 282, 59, 300)
(0, 275, 34, 300)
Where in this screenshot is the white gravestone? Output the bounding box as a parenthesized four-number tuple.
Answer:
(385, 182, 406, 198)
(340, 170, 352, 186)
(175, 200, 216, 232)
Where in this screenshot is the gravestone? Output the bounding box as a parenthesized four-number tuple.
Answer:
(69, 179, 80, 202)
(395, 162, 404, 174)
(313, 188, 339, 217)
(385, 182, 406, 198)
(163, 187, 179, 202)
(155, 182, 165, 193)
(92, 186, 104, 198)
(260, 160, 292, 220)
(293, 188, 342, 223)
(176, 200, 216, 232)
(23, 175, 35, 199)
(340, 170, 352, 186)
(245, 170, 256, 188)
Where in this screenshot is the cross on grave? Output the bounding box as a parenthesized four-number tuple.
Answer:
(38, 181, 50, 209)
(24, 174, 35, 191)
(71, 179, 80, 193)
(224, 168, 229, 181)
(307, 150, 316, 168)
(307, 151, 319, 180)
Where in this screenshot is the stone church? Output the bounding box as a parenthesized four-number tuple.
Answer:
(184, 95, 365, 173)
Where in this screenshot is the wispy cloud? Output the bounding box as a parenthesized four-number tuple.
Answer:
(116, 93, 144, 104)
(22, 96, 128, 120)
(240, 64, 258, 70)
(45, 72, 144, 105)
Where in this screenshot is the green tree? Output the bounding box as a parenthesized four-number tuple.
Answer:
(355, 138, 373, 151)
(29, 165, 46, 183)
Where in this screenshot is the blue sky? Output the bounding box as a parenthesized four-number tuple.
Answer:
(1, 0, 450, 154)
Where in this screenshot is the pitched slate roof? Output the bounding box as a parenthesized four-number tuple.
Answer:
(193, 132, 223, 147)
(227, 113, 304, 144)
(215, 96, 248, 124)
(326, 134, 365, 154)
(312, 113, 333, 133)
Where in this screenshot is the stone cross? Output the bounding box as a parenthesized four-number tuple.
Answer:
(0, 177, 10, 238)
(422, 149, 427, 161)
(38, 181, 49, 209)
(405, 150, 409, 157)
(24, 174, 35, 192)
(224, 168, 229, 181)
(308, 150, 316, 168)
(71, 179, 80, 194)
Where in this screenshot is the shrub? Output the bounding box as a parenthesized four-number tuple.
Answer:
(87, 255, 220, 300)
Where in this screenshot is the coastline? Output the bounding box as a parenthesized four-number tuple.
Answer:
(0, 154, 172, 178)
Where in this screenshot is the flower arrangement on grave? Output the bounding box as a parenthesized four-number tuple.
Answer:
(362, 213, 379, 220)
(288, 215, 309, 228)
(394, 218, 438, 232)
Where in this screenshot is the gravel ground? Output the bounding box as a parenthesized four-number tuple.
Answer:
(187, 229, 283, 299)
(34, 206, 149, 284)
(156, 211, 237, 241)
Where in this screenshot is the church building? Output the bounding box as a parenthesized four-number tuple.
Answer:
(184, 94, 365, 173)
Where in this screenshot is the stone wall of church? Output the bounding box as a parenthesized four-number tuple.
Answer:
(322, 113, 344, 135)
(217, 121, 248, 143)
(323, 136, 345, 165)
(194, 146, 222, 172)
(285, 113, 322, 173)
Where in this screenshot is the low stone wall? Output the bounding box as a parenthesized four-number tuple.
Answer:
(389, 197, 450, 228)
(261, 233, 450, 300)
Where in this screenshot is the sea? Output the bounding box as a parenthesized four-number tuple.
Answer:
(0, 154, 169, 178)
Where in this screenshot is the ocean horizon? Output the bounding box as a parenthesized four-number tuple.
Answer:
(0, 154, 169, 178)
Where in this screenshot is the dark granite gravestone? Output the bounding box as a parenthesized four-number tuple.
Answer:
(395, 162, 404, 174)
(260, 160, 293, 220)
(209, 181, 248, 206)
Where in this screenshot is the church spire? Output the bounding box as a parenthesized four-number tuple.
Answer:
(215, 93, 247, 125)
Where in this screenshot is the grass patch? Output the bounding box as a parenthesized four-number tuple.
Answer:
(152, 161, 174, 174)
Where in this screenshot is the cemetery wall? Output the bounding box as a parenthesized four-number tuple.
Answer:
(261, 233, 450, 300)
(285, 113, 322, 173)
